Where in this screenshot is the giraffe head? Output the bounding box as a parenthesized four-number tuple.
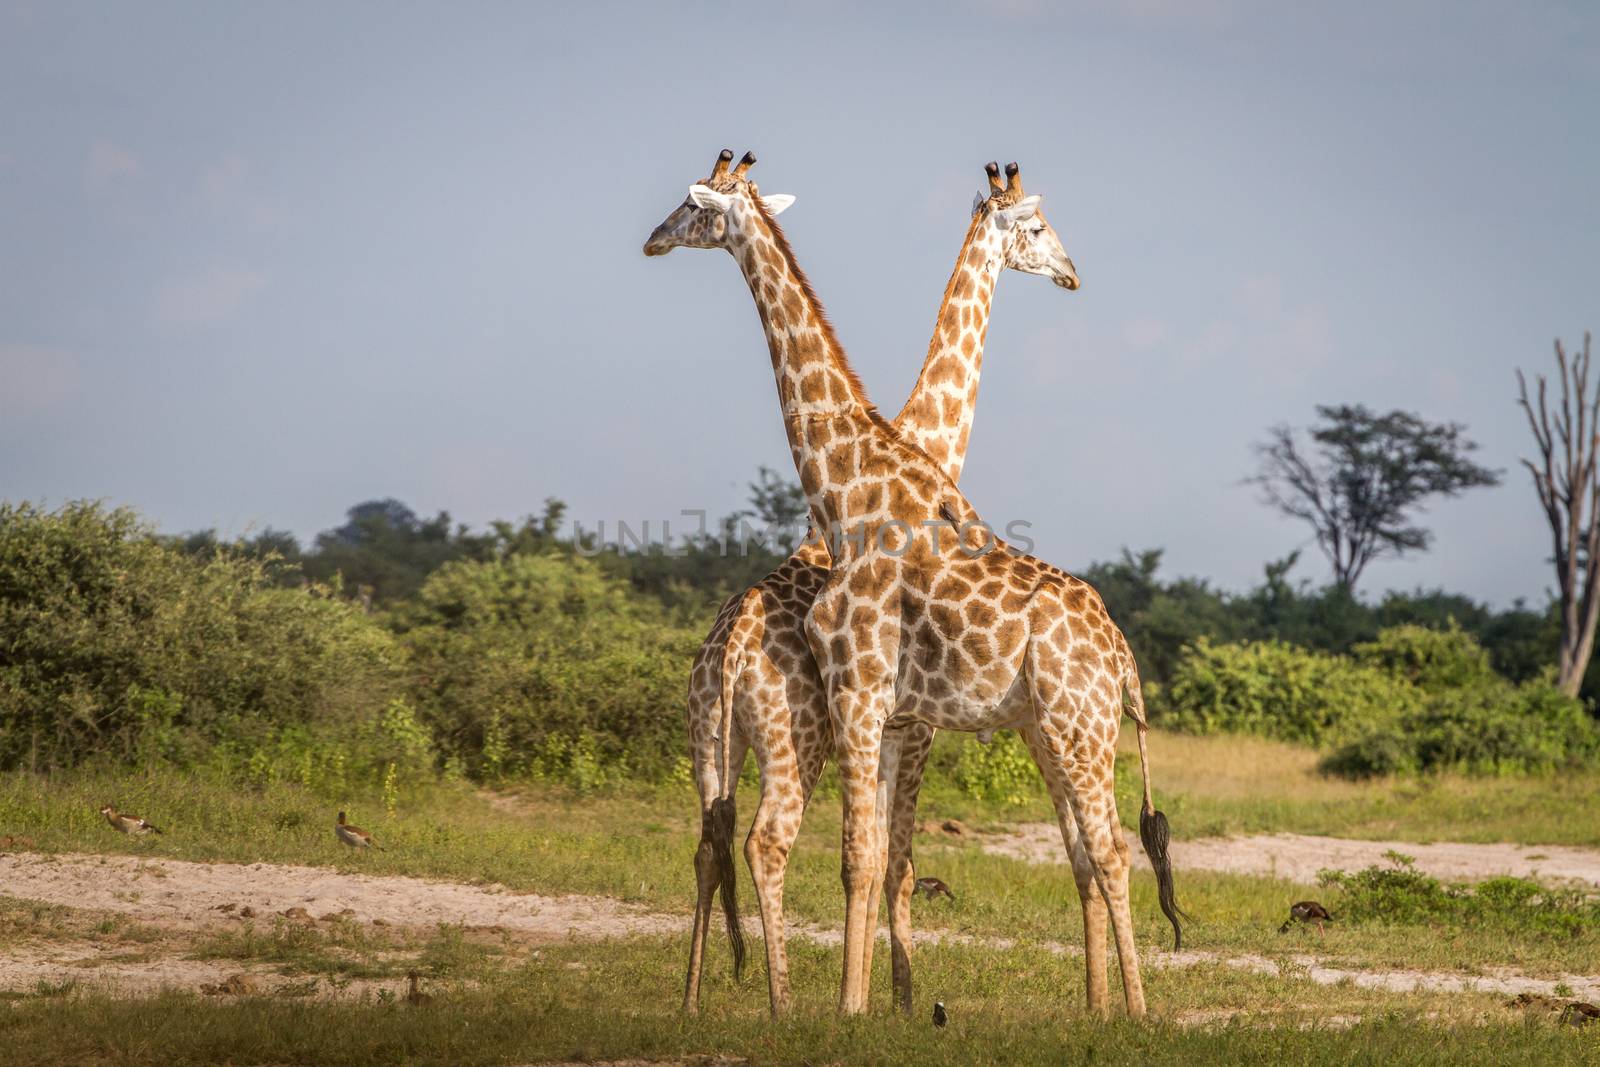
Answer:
(970, 161, 1079, 290)
(643, 149, 795, 256)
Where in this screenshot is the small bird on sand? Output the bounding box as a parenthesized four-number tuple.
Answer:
(405, 970, 433, 1006)
(335, 811, 383, 851)
(1278, 900, 1332, 936)
(932, 1001, 948, 1028)
(100, 804, 163, 837)
(913, 876, 956, 902)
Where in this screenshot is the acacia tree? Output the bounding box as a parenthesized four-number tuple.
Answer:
(1517, 332, 1599, 698)
(1252, 405, 1500, 593)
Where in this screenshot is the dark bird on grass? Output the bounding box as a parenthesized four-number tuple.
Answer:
(1562, 1001, 1599, 1028)
(932, 1000, 948, 1028)
(335, 811, 383, 851)
(100, 804, 163, 837)
(1278, 900, 1332, 936)
(405, 970, 433, 1007)
(913, 876, 956, 902)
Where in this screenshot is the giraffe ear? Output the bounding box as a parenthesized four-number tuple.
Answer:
(972, 190, 985, 213)
(994, 196, 1041, 230)
(760, 193, 796, 216)
(688, 184, 733, 211)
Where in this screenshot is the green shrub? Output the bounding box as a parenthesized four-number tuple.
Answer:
(1316, 725, 1417, 779)
(1165, 626, 1599, 778)
(1158, 637, 1415, 746)
(1351, 622, 1496, 690)
(1318, 853, 1599, 938)
(1403, 676, 1597, 775)
(0, 501, 404, 772)
(952, 731, 1041, 807)
(1320, 667, 1595, 779)
(393, 552, 703, 782)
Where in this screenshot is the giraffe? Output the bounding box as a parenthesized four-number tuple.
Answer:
(667, 154, 1078, 1016)
(644, 150, 1183, 1017)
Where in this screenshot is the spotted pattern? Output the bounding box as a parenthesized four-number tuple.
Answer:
(649, 153, 1147, 1019)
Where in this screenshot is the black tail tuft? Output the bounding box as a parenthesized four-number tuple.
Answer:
(709, 796, 744, 980)
(1139, 806, 1187, 952)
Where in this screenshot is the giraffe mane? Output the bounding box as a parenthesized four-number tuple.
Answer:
(746, 192, 903, 444)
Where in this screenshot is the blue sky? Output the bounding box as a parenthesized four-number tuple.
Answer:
(2, 1, 1596, 605)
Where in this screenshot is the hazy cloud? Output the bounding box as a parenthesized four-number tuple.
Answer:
(1179, 275, 1333, 380)
(153, 265, 267, 328)
(200, 154, 281, 229)
(973, 0, 1236, 23)
(1121, 317, 1171, 351)
(84, 139, 141, 192)
(0, 344, 80, 418)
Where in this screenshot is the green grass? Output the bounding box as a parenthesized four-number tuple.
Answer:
(3, 749, 1599, 979)
(186, 917, 506, 982)
(1, 936, 1594, 1067)
(2, 748, 1599, 1062)
(1129, 731, 1600, 846)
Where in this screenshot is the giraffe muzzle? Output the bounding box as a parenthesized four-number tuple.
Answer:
(643, 228, 675, 257)
(1055, 259, 1081, 290)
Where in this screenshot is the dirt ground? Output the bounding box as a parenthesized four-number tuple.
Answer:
(975, 826, 1600, 887)
(0, 851, 680, 940)
(3, 850, 1598, 1003)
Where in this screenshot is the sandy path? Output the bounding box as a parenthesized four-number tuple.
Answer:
(2, 851, 1598, 1005)
(974, 826, 1600, 887)
(0, 851, 679, 940)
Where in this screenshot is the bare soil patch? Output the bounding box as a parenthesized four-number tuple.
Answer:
(0, 851, 679, 941)
(976, 826, 1600, 887)
(3, 851, 1597, 1003)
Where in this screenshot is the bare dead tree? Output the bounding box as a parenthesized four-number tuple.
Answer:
(1517, 332, 1600, 698)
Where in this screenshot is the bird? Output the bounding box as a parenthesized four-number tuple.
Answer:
(913, 876, 956, 902)
(335, 811, 383, 851)
(405, 970, 433, 1007)
(100, 804, 163, 837)
(1279, 900, 1332, 936)
(932, 1000, 948, 1028)
(1561, 1001, 1598, 1028)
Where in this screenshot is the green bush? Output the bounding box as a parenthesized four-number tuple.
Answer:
(393, 552, 703, 782)
(1402, 676, 1597, 775)
(951, 730, 1041, 807)
(1164, 626, 1599, 778)
(1158, 637, 1415, 746)
(1351, 623, 1496, 690)
(1318, 853, 1598, 938)
(0, 501, 405, 772)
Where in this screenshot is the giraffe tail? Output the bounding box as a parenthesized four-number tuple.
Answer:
(1123, 644, 1188, 952)
(711, 627, 746, 981)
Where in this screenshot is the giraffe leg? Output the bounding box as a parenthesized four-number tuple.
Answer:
(887, 723, 935, 1015)
(1021, 724, 1109, 1015)
(743, 713, 806, 1016)
(1042, 717, 1146, 1018)
(829, 686, 890, 1015)
(683, 734, 748, 1015)
(856, 725, 906, 1012)
(683, 808, 721, 1015)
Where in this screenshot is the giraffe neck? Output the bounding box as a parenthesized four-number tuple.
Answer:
(890, 211, 1004, 483)
(724, 201, 893, 536)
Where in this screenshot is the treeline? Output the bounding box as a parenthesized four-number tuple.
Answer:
(1, 480, 1595, 793)
(176, 485, 1573, 695)
(1082, 549, 1562, 696)
(178, 467, 810, 622)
